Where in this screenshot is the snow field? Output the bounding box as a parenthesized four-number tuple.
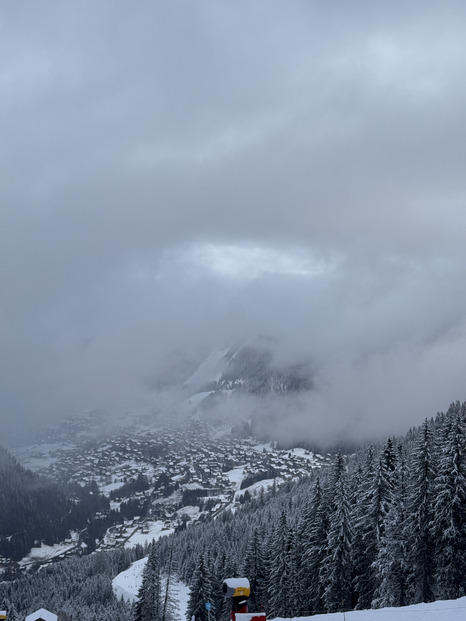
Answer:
(112, 557, 148, 602)
(112, 559, 190, 621)
(273, 597, 466, 621)
(124, 521, 175, 548)
(19, 532, 82, 568)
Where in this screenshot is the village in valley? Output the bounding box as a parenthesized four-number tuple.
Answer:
(11, 412, 329, 570)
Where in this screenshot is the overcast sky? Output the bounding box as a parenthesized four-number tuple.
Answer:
(2, 1, 466, 442)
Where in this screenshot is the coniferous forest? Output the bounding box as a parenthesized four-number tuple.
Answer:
(0, 447, 112, 562)
(2, 401, 466, 620)
(0, 547, 139, 621)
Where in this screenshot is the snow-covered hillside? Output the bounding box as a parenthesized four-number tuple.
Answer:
(112, 559, 190, 621)
(113, 556, 466, 621)
(276, 598, 466, 621)
(112, 560, 466, 621)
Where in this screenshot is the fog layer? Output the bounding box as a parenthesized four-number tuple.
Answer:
(2, 1, 466, 442)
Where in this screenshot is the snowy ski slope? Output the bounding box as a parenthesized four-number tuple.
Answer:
(112, 559, 466, 621)
(274, 597, 466, 621)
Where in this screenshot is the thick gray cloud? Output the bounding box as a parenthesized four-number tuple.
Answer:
(2, 1, 466, 441)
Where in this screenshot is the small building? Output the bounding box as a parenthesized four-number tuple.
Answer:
(25, 609, 58, 621)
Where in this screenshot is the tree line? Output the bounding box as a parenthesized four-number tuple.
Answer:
(4, 400, 466, 620)
(0, 547, 140, 621)
(0, 447, 114, 562)
(147, 400, 466, 619)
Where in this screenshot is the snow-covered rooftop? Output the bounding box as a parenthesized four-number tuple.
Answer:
(25, 609, 58, 621)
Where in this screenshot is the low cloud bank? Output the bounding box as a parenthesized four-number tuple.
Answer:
(5, 255, 465, 446)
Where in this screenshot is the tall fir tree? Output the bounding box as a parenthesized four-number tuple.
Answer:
(161, 540, 176, 621)
(353, 441, 395, 609)
(431, 411, 466, 598)
(242, 527, 267, 612)
(299, 477, 329, 614)
(267, 510, 290, 618)
(186, 553, 215, 621)
(212, 547, 229, 621)
(372, 444, 408, 608)
(352, 446, 378, 609)
(135, 546, 164, 621)
(405, 419, 436, 603)
(284, 526, 302, 618)
(320, 454, 353, 612)
(260, 523, 276, 614)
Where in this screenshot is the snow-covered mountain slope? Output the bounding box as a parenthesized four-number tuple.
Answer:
(221, 340, 312, 395)
(144, 337, 315, 443)
(112, 556, 147, 602)
(113, 558, 190, 621)
(187, 337, 313, 397)
(11, 337, 315, 453)
(113, 554, 466, 621)
(183, 348, 230, 391)
(275, 598, 466, 621)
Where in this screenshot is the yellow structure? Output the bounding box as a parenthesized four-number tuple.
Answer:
(231, 584, 250, 598)
(222, 578, 251, 598)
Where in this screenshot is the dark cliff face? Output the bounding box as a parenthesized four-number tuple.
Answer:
(209, 338, 313, 397)
(193, 339, 316, 447)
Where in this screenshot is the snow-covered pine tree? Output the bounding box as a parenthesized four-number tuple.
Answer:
(352, 445, 385, 609)
(267, 509, 290, 618)
(186, 553, 215, 621)
(212, 546, 229, 621)
(212, 539, 245, 621)
(382, 438, 397, 476)
(259, 522, 275, 614)
(221, 547, 240, 582)
(284, 525, 302, 618)
(242, 527, 267, 613)
(161, 540, 177, 621)
(431, 409, 466, 599)
(405, 419, 436, 603)
(372, 443, 408, 608)
(296, 497, 314, 614)
(135, 546, 164, 621)
(320, 453, 353, 612)
(299, 477, 329, 614)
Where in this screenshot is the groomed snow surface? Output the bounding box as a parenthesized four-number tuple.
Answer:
(112, 558, 189, 621)
(113, 559, 466, 621)
(273, 598, 466, 621)
(112, 557, 147, 602)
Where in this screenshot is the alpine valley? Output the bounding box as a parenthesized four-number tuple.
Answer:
(3, 342, 466, 621)
(1, 339, 328, 576)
